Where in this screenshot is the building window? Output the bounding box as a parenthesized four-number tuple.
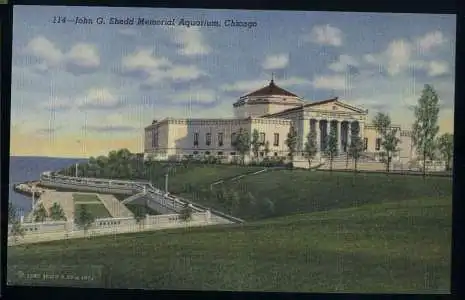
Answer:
(273, 133, 279, 146)
(231, 132, 237, 145)
(193, 133, 199, 147)
(375, 138, 381, 151)
(364, 138, 368, 150)
(218, 133, 224, 147)
(259, 132, 265, 144)
(274, 152, 278, 156)
(230, 152, 236, 155)
(193, 151, 198, 155)
(206, 133, 212, 146)
(205, 151, 211, 155)
(217, 152, 223, 156)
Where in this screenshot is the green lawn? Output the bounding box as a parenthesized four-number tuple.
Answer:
(125, 203, 161, 216)
(150, 164, 264, 193)
(181, 170, 453, 221)
(73, 193, 111, 219)
(8, 196, 451, 292)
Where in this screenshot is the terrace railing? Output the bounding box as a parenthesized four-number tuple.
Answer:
(40, 171, 244, 224)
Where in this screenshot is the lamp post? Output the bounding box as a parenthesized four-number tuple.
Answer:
(164, 173, 169, 193)
(32, 188, 35, 210)
(76, 139, 82, 177)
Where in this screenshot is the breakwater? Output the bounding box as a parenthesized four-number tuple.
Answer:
(12, 181, 48, 197)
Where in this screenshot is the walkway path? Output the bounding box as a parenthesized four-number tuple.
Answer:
(26, 191, 75, 222)
(97, 194, 133, 218)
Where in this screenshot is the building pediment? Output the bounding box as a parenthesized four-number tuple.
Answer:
(305, 99, 367, 114)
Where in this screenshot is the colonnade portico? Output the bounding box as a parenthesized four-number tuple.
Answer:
(308, 118, 361, 153)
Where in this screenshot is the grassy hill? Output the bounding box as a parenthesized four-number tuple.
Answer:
(150, 163, 264, 193)
(179, 170, 452, 221)
(29, 155, 451, 292)
(8, 196, 451, 292)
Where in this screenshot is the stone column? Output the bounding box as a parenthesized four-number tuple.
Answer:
(336, 121, 341, 154)
(315, 119, 321, 154)
(347, 121, 352, 149)
(326, 120, 331, 151)
(359, 121, 365, 139)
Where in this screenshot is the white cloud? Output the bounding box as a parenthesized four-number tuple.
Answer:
(121, 49, 207, 87)
(121, 49, 171, 73)
(328, 55, 359, 72)
(262, 54, 289, 70)
(23, 36, 101, 73)
(385, 39, 412, 76)
(364, 39, 413, 76)
(24, 36, 63, 67)
(416, 31, 446, 53)
(221, 79, 269, 93)
(312, 75, 347, 90)
(170, 88, 217, 104)
(77, 88, 121, 109)
(41, 96, 73, 111)
(425, 60, 449, 76)
(172, 27, 211, 56)
(304, 25, 343, 46)
(66, 43, 100, 69)
(363, 31, 451, 77)
(165, 65, 206, 81)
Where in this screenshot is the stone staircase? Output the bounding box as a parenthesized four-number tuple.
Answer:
(318, 153, 386, 171)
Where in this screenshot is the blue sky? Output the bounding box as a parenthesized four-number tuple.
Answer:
(10, 6, 456, 157)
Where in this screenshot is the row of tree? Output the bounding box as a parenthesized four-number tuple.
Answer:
(32, 202, 67, 222)
(59, 148, 174, 182)
(230, 84, 454, 174)
(368, 84, 453, 174)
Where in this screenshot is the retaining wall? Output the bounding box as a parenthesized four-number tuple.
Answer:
(10, 213, 210, 236)
(8, 221, 69, 235)
(40, 179, 134, 195)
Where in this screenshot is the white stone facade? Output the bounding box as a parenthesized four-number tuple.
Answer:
(144, 80, 417, 163)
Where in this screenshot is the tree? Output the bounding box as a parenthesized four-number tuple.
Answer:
(49, 202, 67, 221)
(372, 112, 400, 172)
(412, 84, 441, 177)
(381, 129, 401, 172)
(8, 202, 18, 224)
(8, 203, 25, 243)
(133, 205, 146, 229)
(348, 127, 365, 173)
(10, 220, 25, 243)
(75, 205, 95, 235)
(437, 133, 454, 171)
(33, 203, 49, 222)
(232, 128, 251, 164)
(285, 125, 298, 162)
(264, 141, 271, 158)
(303, 131, 318, 168)
(325, 128, 339, 171)
(179, 203, 193, 222)
(8, 202, 25, 243)
(251, 129, 262, 159)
